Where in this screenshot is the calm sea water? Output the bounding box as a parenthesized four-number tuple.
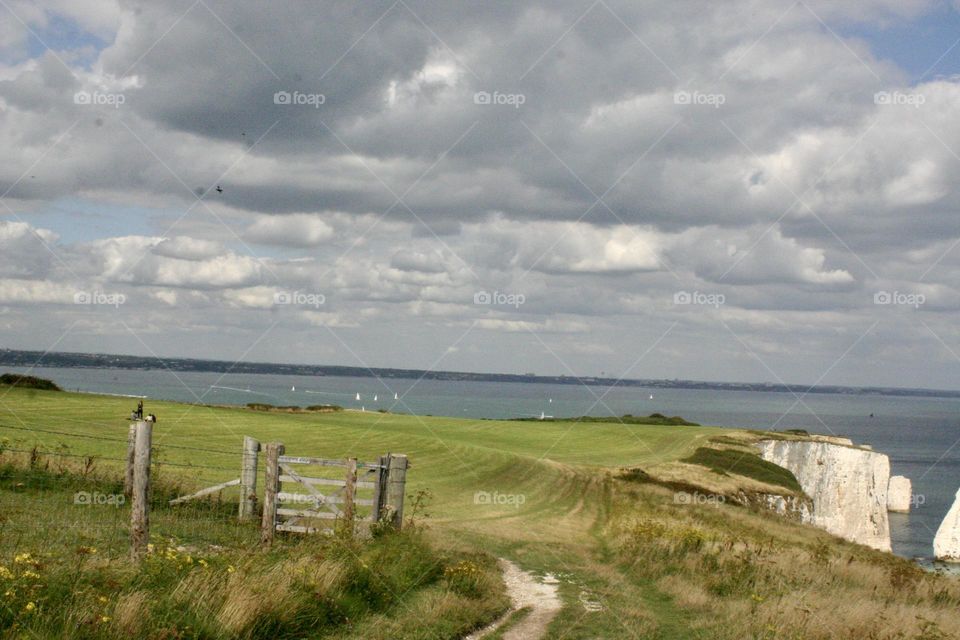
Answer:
(6, 365, 960, 563)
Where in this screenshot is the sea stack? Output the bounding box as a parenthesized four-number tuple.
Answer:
(757, 439, 891, 552)
(934, 488, 960, 562)
(887, 476, 912, 513)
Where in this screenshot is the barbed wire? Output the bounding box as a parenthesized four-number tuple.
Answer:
(0, 422, 239, 456)
(0, 422, 128, 444)
(0, 446, 238, 472)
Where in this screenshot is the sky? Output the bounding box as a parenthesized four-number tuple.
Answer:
(1, 1, 960, 390)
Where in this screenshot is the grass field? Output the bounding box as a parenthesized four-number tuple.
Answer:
(1, 385, 959, 639)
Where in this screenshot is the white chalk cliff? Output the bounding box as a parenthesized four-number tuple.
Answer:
(934, 488, 960, 562)
(757, 439, 891, 552)
(887, 476, 912, 513)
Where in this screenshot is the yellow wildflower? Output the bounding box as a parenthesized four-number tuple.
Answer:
(23, 602, 35, 613)
(97, 596, 109, 604)
(226, 566, 236, 574)
(198, 559, 208, 568)
(99, 615, 111, 623)
(0, 566, 13, 579)
(13, 553, 33, 565)
(21, 571, 40, 580)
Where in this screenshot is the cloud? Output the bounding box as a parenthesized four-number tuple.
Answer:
(1, 1, 960, 388)
(244, 214, 335, 247)
(0, 220, 59, 278)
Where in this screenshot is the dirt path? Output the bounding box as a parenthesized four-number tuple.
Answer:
(466, 558, 562, 640)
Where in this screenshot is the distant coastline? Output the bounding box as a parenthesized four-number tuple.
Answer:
(3, 348, 959, 400)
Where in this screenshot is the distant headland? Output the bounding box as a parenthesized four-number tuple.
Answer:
(2, 348, 959, 399)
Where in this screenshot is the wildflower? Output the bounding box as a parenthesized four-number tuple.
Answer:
(23, 602, 35, 613)
(98, 596, 109, 604)
(99, 615, 111, 623)
(21, 571, 40, 580)
(76, 546, 97, 556)
(226, 566, 236, 574)
(4, 590, 14, 598)
(198, 559, 208, 568)
(13, 553, 33, 565)
(0, 566, 13, 580)
(146, 544, 155, 553)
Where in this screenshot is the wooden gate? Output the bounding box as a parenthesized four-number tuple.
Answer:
(260, 443, 408, 543)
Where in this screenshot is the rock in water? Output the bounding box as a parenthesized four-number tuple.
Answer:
(934, 488, 960, 562)
(757, 439, 891, 552)
(887, 475, 912, 513)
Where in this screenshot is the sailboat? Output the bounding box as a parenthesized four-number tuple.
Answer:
(355, 392, 361, 401)
(374, 394, 378, 402)
(291, 385, 295, 392)
(649, 394, 654, 400)
(394, 392, 398, 400)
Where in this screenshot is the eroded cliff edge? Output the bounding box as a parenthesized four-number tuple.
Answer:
(757, 439, 891, 552)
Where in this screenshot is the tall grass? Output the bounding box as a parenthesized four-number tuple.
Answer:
(0, 453, 507, 639)
(610, 482, 960, 640)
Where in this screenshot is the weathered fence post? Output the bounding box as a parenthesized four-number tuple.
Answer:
(260, 442, 284, 546)
(124, 422, 136, 497)
(130, 420, 152, 561)
(386, 454, 408, 529)
(372, 454, 389, 524)
(239, 436, 260, 521)
(342, 458, 357, 531)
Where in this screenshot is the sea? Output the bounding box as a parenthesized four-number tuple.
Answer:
(4, 365, 959, 566)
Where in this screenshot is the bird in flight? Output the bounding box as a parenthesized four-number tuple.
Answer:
(215, 185, 223, 193)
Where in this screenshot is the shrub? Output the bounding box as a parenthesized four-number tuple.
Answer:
(681, 447, 802, 492)
(0, 374, 61, 391)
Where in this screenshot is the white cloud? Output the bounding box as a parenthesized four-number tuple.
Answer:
(244, 214, 335, 247)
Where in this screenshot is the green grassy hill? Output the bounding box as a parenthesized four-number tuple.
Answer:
(1, 386, 958, 639)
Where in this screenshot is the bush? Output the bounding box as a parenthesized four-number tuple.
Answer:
(681, 447, 802, 492)
(0, 374, 60, 391)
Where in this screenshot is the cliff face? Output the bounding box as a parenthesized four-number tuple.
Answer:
(887, 476, 912, 513)
(934, 488, 960, 562)
(757, 440, 891, 552)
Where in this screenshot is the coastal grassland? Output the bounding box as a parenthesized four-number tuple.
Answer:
(1, 386, 959, 639)
(0, 454, 507, 639)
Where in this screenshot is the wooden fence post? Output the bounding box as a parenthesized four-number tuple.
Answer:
(260, 442, 284, 546)
(342, 458, 357, 531)
(130, 420, 152, 561)
(386, 454, 408, 530)
(124, 422, 136, 498)
(372, 454, 389, 524)
(239, 436, 260, 521)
